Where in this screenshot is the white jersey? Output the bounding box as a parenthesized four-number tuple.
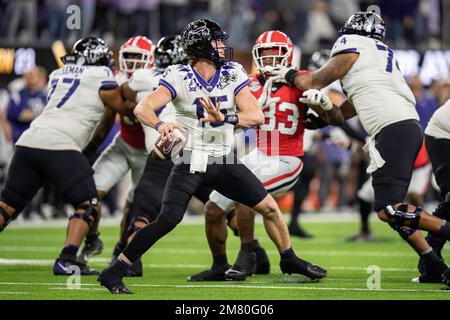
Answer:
(425, 99, 450, 140)
(17, 64, 117, 151)
(159, 62, 249, 157)
(331, 34, 419, 136)
(129, 68, 177, 153)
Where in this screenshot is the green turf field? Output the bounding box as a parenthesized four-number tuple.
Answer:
(0, 217, 449, 300)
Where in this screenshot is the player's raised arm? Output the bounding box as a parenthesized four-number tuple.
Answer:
(285, 53, 359, 90)
(99, 87, 135, 116)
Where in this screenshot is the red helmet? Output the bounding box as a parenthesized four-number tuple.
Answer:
(119, 36, 155, 75)
(252, 30, 293, 75)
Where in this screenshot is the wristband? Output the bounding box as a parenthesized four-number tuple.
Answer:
(224, 114, 239, 125)
(155, 121, 165, 132)
(285, 69, 298, 86)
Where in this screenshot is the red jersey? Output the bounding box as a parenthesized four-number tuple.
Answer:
(248, 73, 307, 156)
(119, 115, 146, 150)
(413, 142, 429, 169)
(114, 71, 146, 150)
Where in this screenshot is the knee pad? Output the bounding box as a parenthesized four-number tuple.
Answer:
(384, 203, 421, 229)
(69, 198, 99, 229)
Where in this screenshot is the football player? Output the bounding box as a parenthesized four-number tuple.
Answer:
(0, 37, 133, 275)
(189, 30, 313, 281)
(416, 98, 450, 284)
(98, 19, 327, 294)
(274, 11, 450, 281)
(77, 36, 157, 263)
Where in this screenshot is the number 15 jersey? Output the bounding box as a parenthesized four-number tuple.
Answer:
(17, 64, 117, 152)
(331, 34, 418, 137)
(159, 62, 249, 157)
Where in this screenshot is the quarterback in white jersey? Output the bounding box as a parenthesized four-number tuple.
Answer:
(99, 19, 326, 295)
(0, 37, 133, 276)
(275, 11, 450, 284)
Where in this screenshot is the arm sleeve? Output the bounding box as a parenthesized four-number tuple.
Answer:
(330, 35, 360, 57)
(233, 63, 250, 96)
(7, 92, 21, 122)
(158, 66, 179, 100)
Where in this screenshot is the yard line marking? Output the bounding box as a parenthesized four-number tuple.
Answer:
(0, 246, 430, 258)
(46, 283, 450, 294)
(0, 257, 109, 266)
(0, 259, 421, 273)
(0, 291, 31, 295)
(3, 281, 447, 293)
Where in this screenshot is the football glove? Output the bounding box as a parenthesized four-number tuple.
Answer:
(257, 77, 281, 109)
(299, 89, 333, 111)
(271, 66, 298, 86)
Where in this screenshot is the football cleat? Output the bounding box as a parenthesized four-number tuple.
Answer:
(98, 268, 133, 294)
(77, 236, 104, 264)
(280, 257, 327, 280)
(53, 257, 99, 276)
(346, 231, 374, 242)
(288, 223, 314, 239)
(254, 246, 270, 275)
(442, 268, 450, 288)
(224, 250, 257, 281)
(124, 257, 143, 277)
(415, 252, 447, 284)
(187, 264, 231, 282)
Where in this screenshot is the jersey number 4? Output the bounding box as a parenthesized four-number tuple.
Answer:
(260, 102, 299, 135)
(47, 78, 81, 108)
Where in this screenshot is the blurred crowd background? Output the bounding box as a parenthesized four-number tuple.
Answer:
(0, 1, 450, 235)
(0, 0, 449, 50)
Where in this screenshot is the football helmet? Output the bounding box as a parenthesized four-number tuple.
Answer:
(62, 37, 113, 67)
(154, 35, 188, 71)
(178, 19, 232, 67)
(308, 49, 331, 71)
(252, 30, 294, 75)
(119, 36, 155, 74)
(338, 11, 385, 41)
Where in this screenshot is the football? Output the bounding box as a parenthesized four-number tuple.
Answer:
(151, 128, 189, 160)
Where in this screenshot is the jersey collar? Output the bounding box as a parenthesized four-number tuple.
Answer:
(190, 65, 221, 93)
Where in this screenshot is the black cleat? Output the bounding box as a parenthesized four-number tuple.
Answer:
(53, 257, 99, 276)
(254, 246, 270, 275)
(187, 264, 231, 282)
(77, 236, 104, 264)
(280, 257, 327, 280)
(346, 231, 374, 242)
(98, 268, 133, 294)
(288, 223, 314, 239)
(415, 252, 447, 284)
(224, 250, 256, 281)
(442, 268, 450, 288)
(124, 257, 143, 277)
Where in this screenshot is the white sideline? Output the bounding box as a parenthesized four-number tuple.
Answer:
(5, 212, 366, 229)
